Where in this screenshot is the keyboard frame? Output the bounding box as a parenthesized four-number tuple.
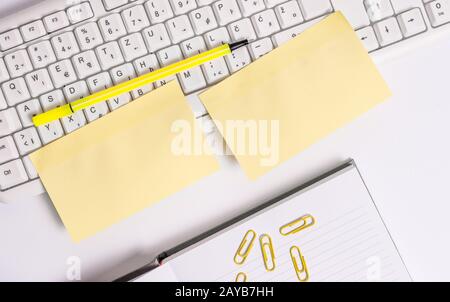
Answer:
(0, 0, 449, 202)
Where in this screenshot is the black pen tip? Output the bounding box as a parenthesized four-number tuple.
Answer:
(229, 40, 249, 51)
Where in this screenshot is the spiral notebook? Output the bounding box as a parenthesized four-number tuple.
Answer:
(119, 160, 411, 282)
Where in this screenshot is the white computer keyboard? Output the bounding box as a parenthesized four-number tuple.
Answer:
(0, 0, 448, 201)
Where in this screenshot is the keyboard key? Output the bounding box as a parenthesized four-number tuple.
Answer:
(249, 37, 273, 59)
(51, 32, 80, 60)
(178, 66, 207, 93)
(130, 85, 153, 100)
(84, 101, 109, 122)
(275, 1, 304, 29)
(20, 20, 47, 42)
(22, 156, 38, 179)
(0, 58, 10, 82)
(72, 50, 102, 79)
(13, 127, 42, 155)
(28, 40, 57, 69)
(25, 69, 54, 98)
(99, 13, 127, 42)
(142, 23, 171, 52)
(2, 78, 31, 106)
(110, 63, 136, 84)
(0, 108, 22, 137)
(425, 0, 450, 27)
(111, 91, 133, 108)
(133, 54, 160, 75)
(169, 0, 198, 15)
(145, 0, 175, 23)
(67, 2, 94, 24)
(298, 0, 333, 20)
(226, 46, 251, 73)
(157, 45, 184, 66)
(4, 49, 33, 78)
(331, 0, 370, 29)
(397, 8, 427, 38)
(202, 57, 229, 84)
(39, 90, 66, 111)
(49, 60, 78, 88)
(16, 99, 43, 127)
(43, 11, 70, 33)
(374, 17, 403, 46)
(228, 18, 257, 41)
(103, 0, 129, 10)
(61, 111, 87, 134)
(166, 15, 195, 43)
(122, 4, 151, 33)
(0, 90, 7, 110)
(0, 29, 24, 51)
(37, 121, 64, 144)
(204, 27, 231, 48)
(75, 22, 104, 51)
(120, 32, 149, 62)
(237, 0, 266, 17)
(356, 26, 380, 52)
(213, 0, 242, 25)
(252, 9, 281, 38)
(181, 36, 207, 56)
(96, 41, 125, 69)
(364, 0, 394, 22)
(0, 159, 28, 190)
(190, 6, 218, 34)
(0, 136, 19, 164)
(63, 81, 89, 103)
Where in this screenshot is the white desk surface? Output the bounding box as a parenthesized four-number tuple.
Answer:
(1, 0, 450, 282)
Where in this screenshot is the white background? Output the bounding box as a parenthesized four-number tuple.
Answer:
(0, 0, 42, 18)
(1, 0, 450, 282)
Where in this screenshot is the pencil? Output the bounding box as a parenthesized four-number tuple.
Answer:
(32, 40, 249, 127)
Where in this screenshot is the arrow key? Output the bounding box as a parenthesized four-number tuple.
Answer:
(373, 17, 403, 47)
(356, 26, 379, 52)
(397, 8, 427, 38)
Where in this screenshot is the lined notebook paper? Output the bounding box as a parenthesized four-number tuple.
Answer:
(135, 164, 410, 282)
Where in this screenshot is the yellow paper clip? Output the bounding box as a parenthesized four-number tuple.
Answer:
(290, 246, 309, 282)
(235, 272, 247, 282)
(234, 230, 256, 265)
(279, 214, 315, 236)
(259, 234, 276, 272)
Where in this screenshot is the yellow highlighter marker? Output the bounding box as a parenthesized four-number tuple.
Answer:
(33, 40, 249, 127)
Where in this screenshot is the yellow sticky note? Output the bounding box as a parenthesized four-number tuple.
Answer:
(30, 81, 219, 242)
(200, 12, 391, 180)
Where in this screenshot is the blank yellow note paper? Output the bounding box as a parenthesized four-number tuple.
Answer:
(200, 12, 391, 180)
(30, 81, 219, 242)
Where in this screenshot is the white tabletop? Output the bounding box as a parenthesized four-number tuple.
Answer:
(1, 0, 450, 282)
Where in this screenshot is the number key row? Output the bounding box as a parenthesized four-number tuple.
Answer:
(0, 2, 94, 52)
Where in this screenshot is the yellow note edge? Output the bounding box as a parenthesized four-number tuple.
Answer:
(31, 81, 220, 242)
(200, 12, 391, 180)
